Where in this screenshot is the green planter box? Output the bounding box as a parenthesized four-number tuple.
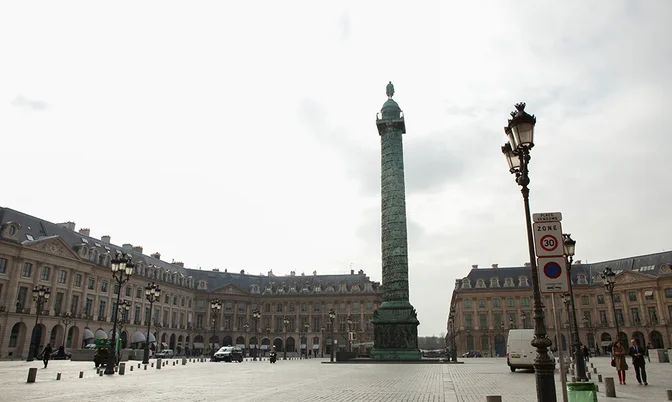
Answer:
(567, 382, 597, 402)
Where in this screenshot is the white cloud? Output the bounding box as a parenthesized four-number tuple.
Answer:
(0, 0, 670, 335)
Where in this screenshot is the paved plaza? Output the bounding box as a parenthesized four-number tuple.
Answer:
(1, 356, 671, 401)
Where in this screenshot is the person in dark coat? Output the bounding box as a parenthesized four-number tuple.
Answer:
(42, 343, 53, 368)
(628, 339, 648, 385)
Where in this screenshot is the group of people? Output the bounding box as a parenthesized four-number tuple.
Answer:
(611, 339, 649, 386)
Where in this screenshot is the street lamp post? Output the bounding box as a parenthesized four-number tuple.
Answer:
(563, 234, 586, 381)
(358, 328, 364, 356)
(61, 311, 73, 348)
(265, 327, 271, 357)
(210, 299, 222, 357)
(499, 321, 505, 357)
(105, 253, 134, 375)
(283, 316, 289, 360)
(501, 102, 556, 401)
(347, 315, 353, 352)
(303, 322, 310, 358)
(154, 321, 163, 353)
(243, 322, 249, 357)
(27, 285, 51, 361)
(329, 309, 336, 362)
(320, 325, 326, 358)
(601, 267, 620, 346)
(521, 312, 528, 329)
(486, 329, 494, 357)
(449, 306, 458, 362)
(509, 316, 515, 329)
(114, 300, 131, 363)
(561, 293, 573, 356)
(252, 308, 261, 360)
(143, 282, 161, 364)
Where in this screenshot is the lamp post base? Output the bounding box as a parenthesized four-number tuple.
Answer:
(142, 347, 150, 365)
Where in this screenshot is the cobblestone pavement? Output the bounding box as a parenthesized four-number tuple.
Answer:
(0, 356, 670, 401)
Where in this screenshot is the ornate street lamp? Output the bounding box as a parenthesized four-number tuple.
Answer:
(509, 316, 515, 329)
(563, 234, 586, 380)
(154, 321, 163, 353)
(449, 306, 458, 362)
(26, 285, 51, 361)
(329, 309, 336, 362)
(320, 325, 326, 358)
(105, 253, 134, 375)
(252, 308, 261, 360)
(303, 322, 310, 358)
(561, 293, 573, 358)
(347, 315, 353, 352)
(521, 312, 527, 329)
(282, 316, 289, 360)
(61, 311, 73, 348)
(502, 102, 556, 401)
(210, 299, 222, 357)
(358, 328, 364, 356)
(265, 326, 271, 356)
(143, 282, 161, 364)
(601, 267, 620, 345)
(114, 300, 131, 363)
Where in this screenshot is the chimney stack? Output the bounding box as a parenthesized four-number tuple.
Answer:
(132, 246, 143, 254)
(173, 261, 184, 268)
(101, 235, 111, 243)
(290, 271, 295, 276)
(351, 269, 354, 275)
(79, 228, 90, 237)
(150, 252, 161, 260)
(471, 264, 478, 269)
(122, 243, 133, 250)
(58, 222, 76, 231)
(491, 264, 499, 268)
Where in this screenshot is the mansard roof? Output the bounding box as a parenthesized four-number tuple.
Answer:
(458, 251, 672, 291)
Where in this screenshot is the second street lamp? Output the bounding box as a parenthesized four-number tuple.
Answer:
(320, 325, 326, 358)
(347, 315, 353, 352)
(329, 309, 336, 362)
(210, 299, 222, 357)
(283, 316, 289, 360)
(561, 293, 573, 359)
(27, 285, 51, 361)
(252, 308, 261, 360)
(602, 267, 621, 346)
(142, 282, 161, 365)
(105, 253, 134, 375)
(563, 233, 586, 381)
(61, 311, 73, 348)
(501, 102, 556, 401)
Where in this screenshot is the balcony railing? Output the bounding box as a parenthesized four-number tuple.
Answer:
(16, 307, 31, 314)
(97, 316, 107, 322)
(133, 319, 142, 325)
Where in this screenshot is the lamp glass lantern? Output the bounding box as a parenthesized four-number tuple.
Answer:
(563, 234, 576, 257)
(501, 142, 520, 171)
(508, 104, 536, 148)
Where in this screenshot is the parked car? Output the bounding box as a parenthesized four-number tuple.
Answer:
(154, 349, 175, 358)
(506, 329, 555, 372)
(461, 350, 482, 358)
(212, 346, 244, 362)
(51, 346, 71, 360)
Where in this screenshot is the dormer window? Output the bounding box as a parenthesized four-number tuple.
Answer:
(489, 277, 500, 288)
(504, 278, 515, 287)
(518, 276, 529, 287)
(577, 274, 588, 285)
(461, 278, 472, 289)
(476, 279, 486, 289)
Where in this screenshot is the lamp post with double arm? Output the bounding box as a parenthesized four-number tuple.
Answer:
(347, 315, 353, 352)
(501, 102, 556, 401)
(320, 325, 326, 358)
(329, 309, 336, 362)
(602, 267, 620, 347)
(210, 299, 222, 357)
(252, 308, 261, 360)
(563, 234, 586, 381)
(283, 316, 289, 360)
(142, 282, 161, 365)
(26, 285, 51, 361)
(61, 311, 73, 348)
(105, 253, 134, 375)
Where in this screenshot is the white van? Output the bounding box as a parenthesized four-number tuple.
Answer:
(506, 329, 555, 372)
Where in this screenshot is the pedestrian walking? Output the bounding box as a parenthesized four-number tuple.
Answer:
(629, 339, 648, 385)
(583, 345, 590, 362)
(612, 341, 628, 385)
(42, 343, 53, 368)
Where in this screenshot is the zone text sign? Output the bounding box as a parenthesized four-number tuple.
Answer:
(533, 221, 563, 257)
(538, 256, 569, 293)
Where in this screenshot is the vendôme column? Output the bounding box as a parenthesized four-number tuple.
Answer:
(371, 82, 421, 360)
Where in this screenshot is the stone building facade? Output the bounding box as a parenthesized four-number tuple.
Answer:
(0, 207, 381, 359)
(448, 251, 672, 357)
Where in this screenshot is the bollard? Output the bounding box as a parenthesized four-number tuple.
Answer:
(587, 372, 591, 380)
(138, 363, 141, 368)
(99, 370, 103, 377)
(130, 365, 133, 372)
(594, 385, 599, 393)
(114, 366, 118, 373)
(667, 390, 672, 400)
(486, 397, 502, 402)
(79, 371, 84, 378)
(56, 373, 61, 380)
(570, 368, 575, 376)
(172, 361, 175, 366)
(590, 363, 594, 368)
(571, 376, 576, 382)
(598, 374, 603, 382)
(27, 368, 38, 383)
(604, 377, 616, 397)
(593, 368, 598, 374)
(182, 358, 187, 365)
(151, 363, 154, 368)
(144, 365, 148, 370)
(119, 363, 126, 375)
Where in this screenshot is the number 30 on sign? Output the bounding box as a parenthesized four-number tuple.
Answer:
(533, 221, 563, 258)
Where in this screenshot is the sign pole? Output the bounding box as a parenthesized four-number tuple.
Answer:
(552, 293, 568, 402)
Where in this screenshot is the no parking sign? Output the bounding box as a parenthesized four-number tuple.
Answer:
(532, 212, 568, 293)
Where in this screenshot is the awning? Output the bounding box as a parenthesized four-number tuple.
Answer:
(192, 343, 205, 349)
(95, 329, 108, 339)
(249, 344, 257, 349)
(83, 329, 95, 340)
(145, 332, 157, 343)
(131, 331, 146, 343)
(161, 342, 169, 348)
(312, 344, 320, 349)
(644, 290, 654, 297)
(601, 341, 613, 346)
(107, 329, 120, 338)
(236, 344, 245, 348)
(261, 345, 269, 350)
(210, 343, 220, 349)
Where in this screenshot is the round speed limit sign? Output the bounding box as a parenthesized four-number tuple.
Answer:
(540, 234, 559, 252)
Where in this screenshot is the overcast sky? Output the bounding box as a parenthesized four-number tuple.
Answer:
(1, 0, 670, 336)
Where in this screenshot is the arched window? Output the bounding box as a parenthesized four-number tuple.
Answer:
(518, 276, 529, 287)
(577, 274, 587, 285)
(462, 278, 472, 289)
(504, 278, 515, 287)
(489, 277, 500, 288)
(476, 279, 486, 289)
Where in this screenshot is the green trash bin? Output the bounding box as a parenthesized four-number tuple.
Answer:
(567, 382, 598, 402)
